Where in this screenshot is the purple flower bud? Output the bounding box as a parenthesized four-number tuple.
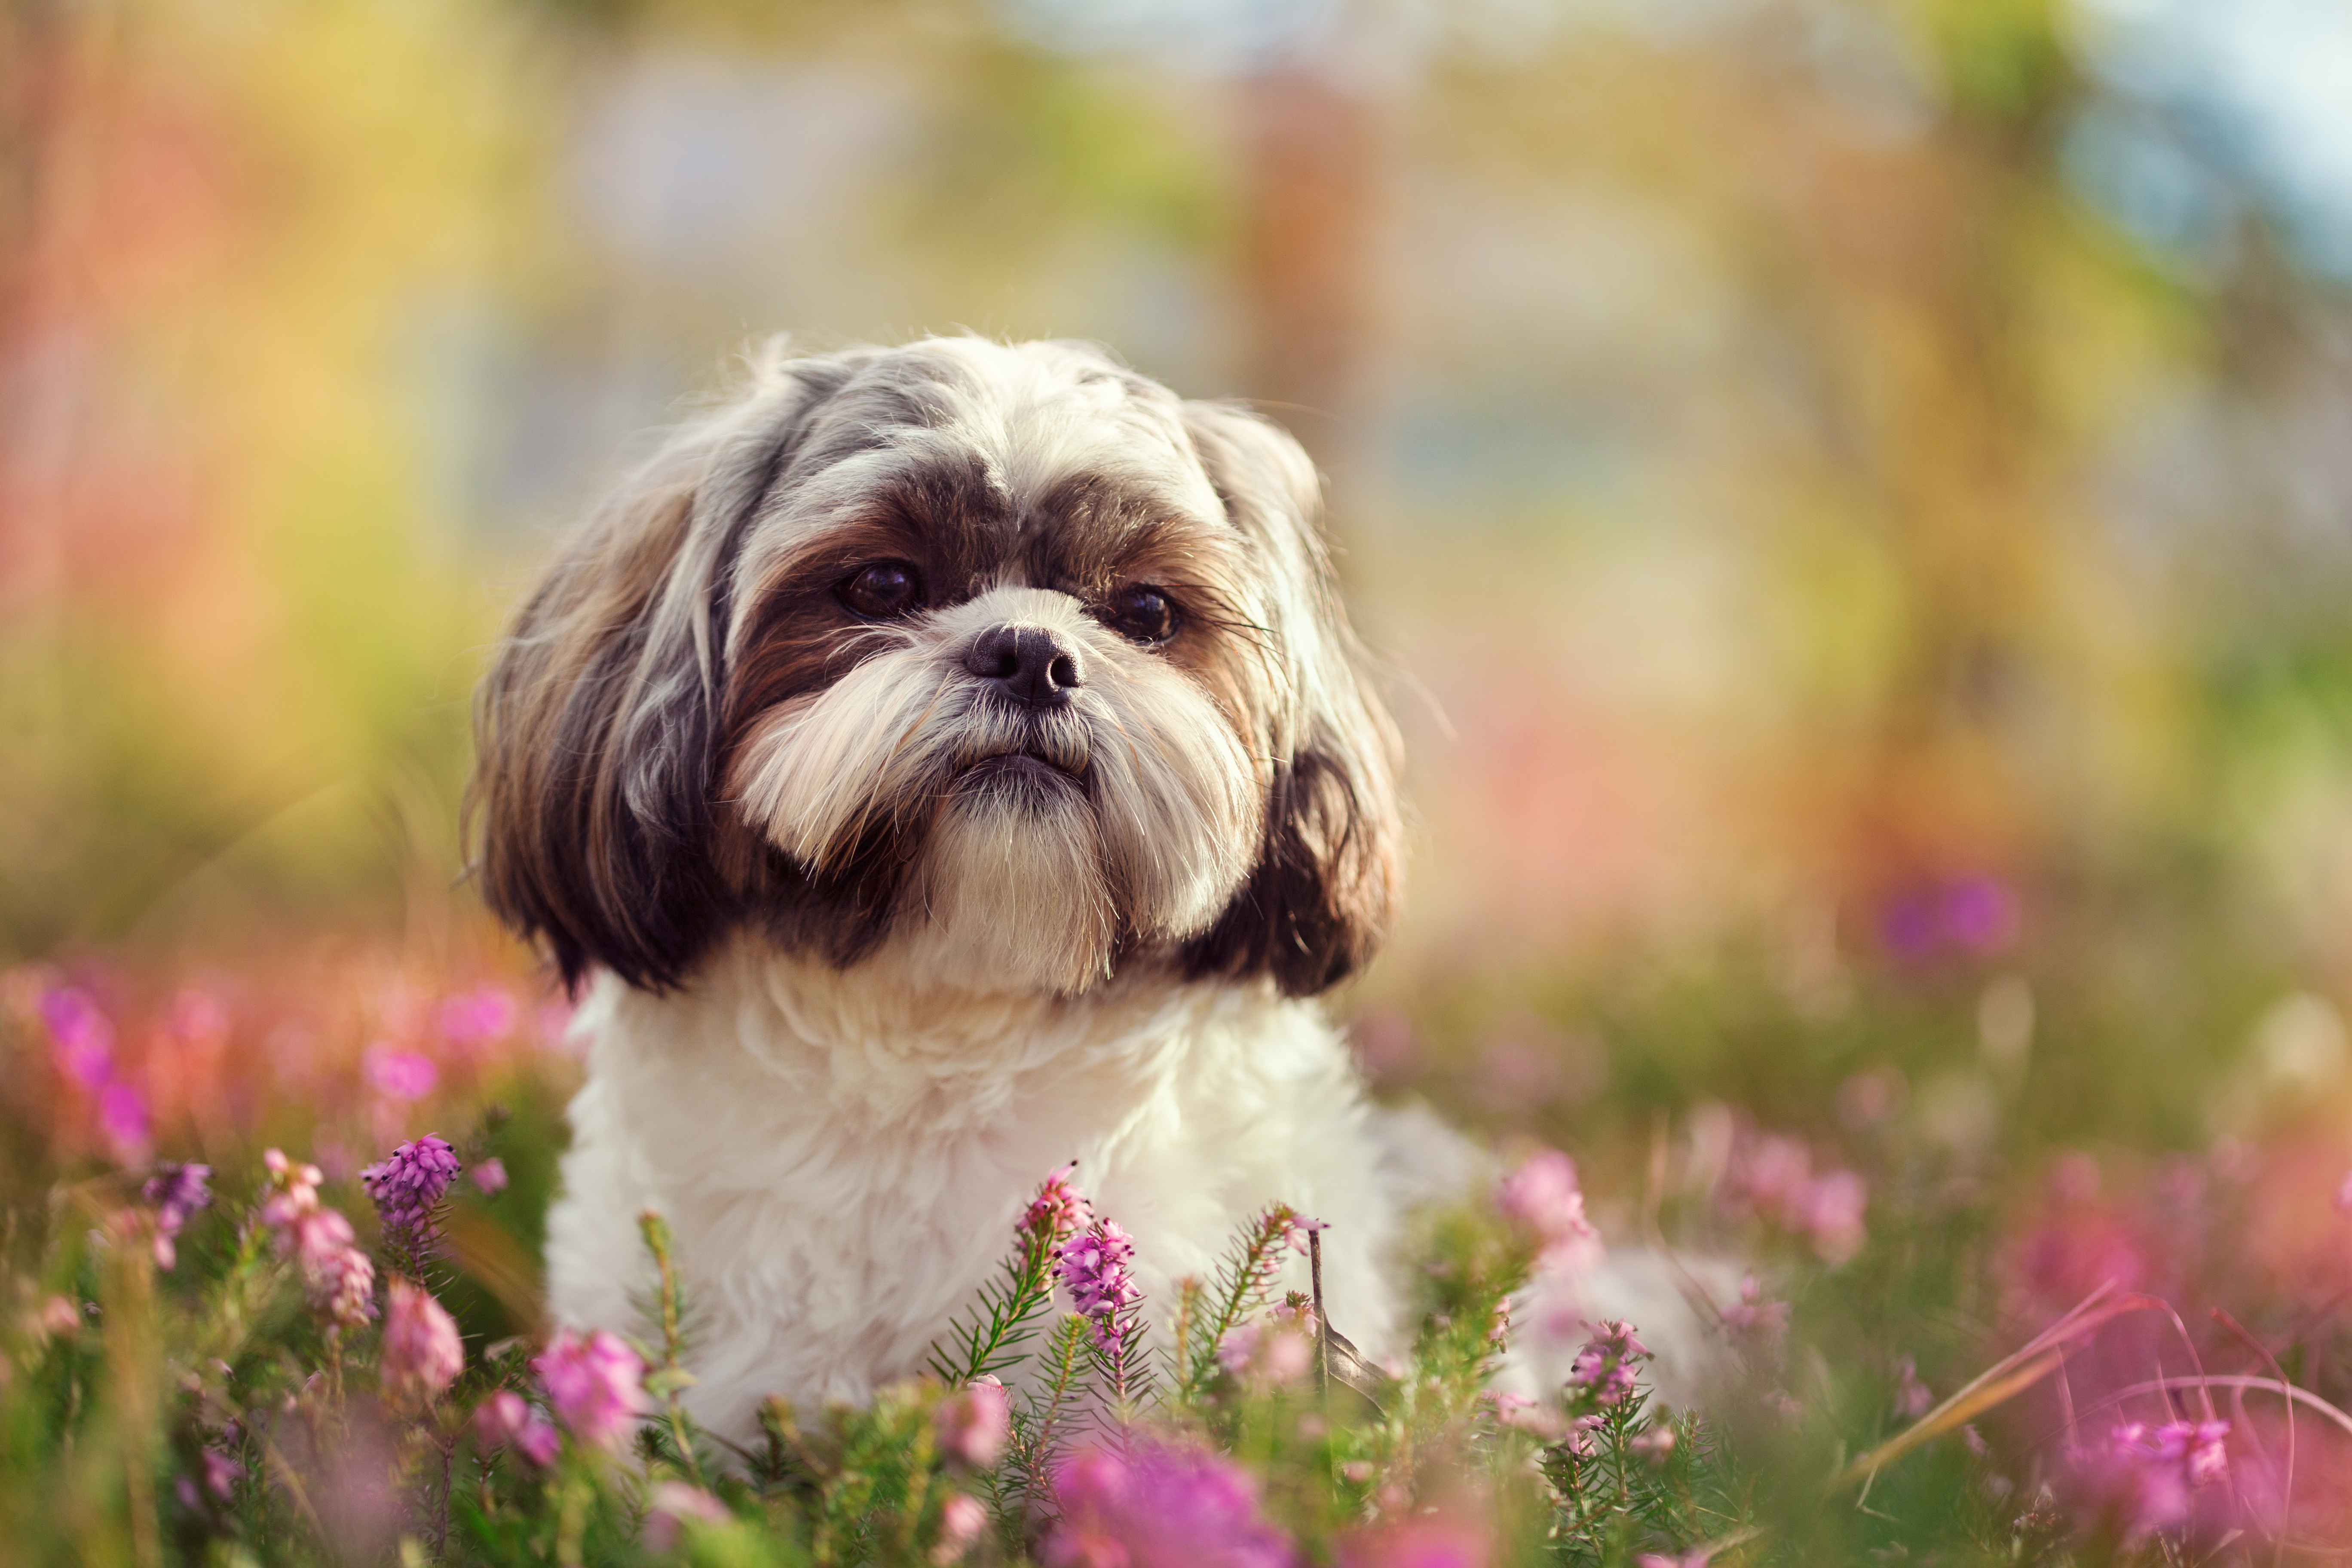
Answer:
(142, 1162, 211, 1270)
(360, 1135, 462, 1234)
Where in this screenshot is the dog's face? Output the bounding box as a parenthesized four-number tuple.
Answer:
(470, 337, 1400, 998)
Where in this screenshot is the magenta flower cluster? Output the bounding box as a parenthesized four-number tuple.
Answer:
(1721, 1131, 1869, 1263)
(935, 1377, 1010, 1468)
(40, 985, 151, 1161)
(2095, 1418, 2232, 1540)
(1025, 1162, 1092, 1242)
(360, 1133, 461, 1234)
(1567, 1320, 1652, 1408)
(258, 1149, 375, 1329)
(474, 1390, 561, 1467)
(531, 1328, 648, 1449)
(1047, 1442, 1295, 1568)
(141, 1161, 211, 1270)
(1058, 1218, 1143, 1353)
(380, 1276, 464, 1412)
(1497, 1148, 1602, 1269)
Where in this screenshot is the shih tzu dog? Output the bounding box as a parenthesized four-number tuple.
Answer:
(469, 335, 1409, 1442)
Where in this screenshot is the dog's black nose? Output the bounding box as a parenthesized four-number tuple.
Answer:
(962, 625, 1086, 707)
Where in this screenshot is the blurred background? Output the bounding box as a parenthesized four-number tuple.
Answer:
(7, 0, 2352, 1250)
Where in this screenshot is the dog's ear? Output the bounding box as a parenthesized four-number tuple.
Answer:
(467, 349, 850, 994)
(1176, 401, 1405, 997)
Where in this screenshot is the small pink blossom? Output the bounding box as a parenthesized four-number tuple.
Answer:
(1218, 1309, 1315, 1388)
(1478, 1390, 1564, 1439)
(380, 1277, 464, 1412)
(40, 986, 114, 1087)
(142, 1161, 211, 1270)
(936, 1378, 1011, 1468)
(1046, 1442, 1295, 1568)
(435, 987, 519, 1047)
(257, 1148, 375, 1328)
(1630, 1424, 1677, 1461)
(1024, 1164, 1092, 1243)
(933, 1493, 989, 1564)
(1892, 1357, 1933, 1421)
(474, 1390, 561, 1466)
(96, 1081, 151, 1163)
(1496, 1148, 1600, 1267)
(1058, 1219, 1143, 1354)
(2089, 1418, 2233, 1540)
(1721, 1273, 1790, 1349)
(1567, 1320, 1651, 1408)
(644, 1481, 732, 1550)
(532, 1329, 646, 1448)
(199, 1449, 243, 1500)
(362, 1043, 438, 1102)
(469, 1158, 508, 1195)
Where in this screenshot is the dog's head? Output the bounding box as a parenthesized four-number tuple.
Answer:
(469, 337, 1400, 998)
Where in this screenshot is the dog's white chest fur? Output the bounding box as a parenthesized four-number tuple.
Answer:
(545, 936, 1398, 1441)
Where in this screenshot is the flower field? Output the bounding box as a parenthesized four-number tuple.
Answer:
(7, 903, 2352, 1565)
(9, 0, 2352, 1562)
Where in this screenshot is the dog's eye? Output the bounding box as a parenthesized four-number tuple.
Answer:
(836, 560, 925, 619)
(1104, 585, 1179, 645)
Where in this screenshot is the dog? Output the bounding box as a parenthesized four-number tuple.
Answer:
(469, 335, 1410, 1442)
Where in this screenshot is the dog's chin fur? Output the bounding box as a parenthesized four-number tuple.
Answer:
(548, 934, 1399, 1444)
(472, 336, 1411, 1442)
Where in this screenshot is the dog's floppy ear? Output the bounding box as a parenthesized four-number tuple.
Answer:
(467, 349, 848, 994)
(1177, 402, 1405, 997)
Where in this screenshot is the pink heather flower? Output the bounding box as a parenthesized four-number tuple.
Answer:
(141, 1161, 211, 1270)
(200, 1449, 243, 1500)
(933, 1493, 989, 1564)
(1496, 1148, 1600, 1264)
(381, 1277, 465, 1412)
(1336, 1514, 1491, 1568)
(1721, 1273, 1790, 1349)
(936, 1378, 1011, 1468)
(257, 1149, 376, 1327)
(360, 1135, 462, 1236)
(435, 987, 519, 1047)
(1793, 1169, 1868, 1263)
(469, 1157, 508, 1195)
(1058, 1219, 1143, 1353)
(1630, 1424, 1677, 1461)
(1567, 1320, 1651, 1408)
(474, 1390, 561, 1466)
(1046, 1442, 1296, 1568)
(97, 1080, 151, 1162)
(2094, 1419, 2232, 1539)
(1024, 1164, 1092, 1243)
(40, 986, 114, 1086)
(645, 1481, 732, 1551)
(1478, 1390, 1565, 1439)
(361, 1043, 438, 1102)
(1892, 1357, 1933, 1421)
(1218, 1305, 1315, 1388)
(533, 1329, 647, 1448)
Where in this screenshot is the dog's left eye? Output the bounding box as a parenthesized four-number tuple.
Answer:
(837, 560, 925, 619)
(1104, 585, 1179, 645)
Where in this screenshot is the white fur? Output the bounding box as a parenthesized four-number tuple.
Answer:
(546, 933, 1399, 1444)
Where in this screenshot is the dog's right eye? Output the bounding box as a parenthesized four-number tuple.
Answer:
(836, 560, 925, 619)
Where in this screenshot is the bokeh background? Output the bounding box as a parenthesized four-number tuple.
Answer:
(9, 0, 2352, 1420)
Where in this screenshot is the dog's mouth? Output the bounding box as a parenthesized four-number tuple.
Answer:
(956, 748, 1085, 785)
